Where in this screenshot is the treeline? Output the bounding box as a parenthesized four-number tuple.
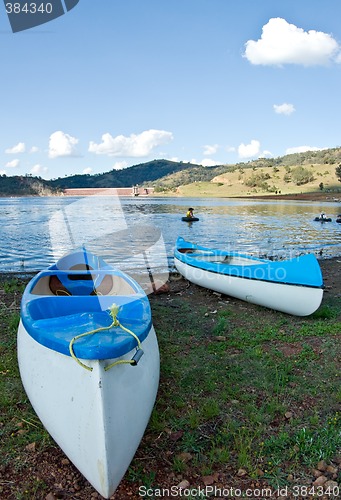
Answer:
(49, 160, 198, 190)
(0, 175, 60, 196)
(152, 149, 341, 192)
(2, 148, 341, 196)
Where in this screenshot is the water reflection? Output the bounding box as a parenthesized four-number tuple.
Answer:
(0, 196, 341, 273)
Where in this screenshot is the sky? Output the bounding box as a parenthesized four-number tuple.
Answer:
(1, 0, 341, 180)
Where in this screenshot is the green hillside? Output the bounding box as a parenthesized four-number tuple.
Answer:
(1, 148, 341, 197)
(0, 175, 60, 197)
(152, 148, 341, 197)
(49, 159, 199, 189)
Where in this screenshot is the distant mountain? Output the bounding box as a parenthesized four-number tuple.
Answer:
(151, 147, 341, 192)
(1, 148, 341, 196)
(49, 159, 200, 189)
(0, 175, 60, 196)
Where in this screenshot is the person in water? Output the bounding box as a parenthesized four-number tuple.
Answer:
(186, 207, 194, 218)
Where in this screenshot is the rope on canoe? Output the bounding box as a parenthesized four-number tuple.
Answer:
(69, 303, 143, 372)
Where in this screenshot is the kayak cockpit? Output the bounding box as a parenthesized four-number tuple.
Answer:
(30, 270, 136, 296)
(177, 247, 263, 265)
(20, 269, 152, 359)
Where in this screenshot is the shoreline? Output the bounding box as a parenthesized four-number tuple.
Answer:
(233, 192, 341, 202)
(1, 255, 340, 286)
(1, 190, 341, 202)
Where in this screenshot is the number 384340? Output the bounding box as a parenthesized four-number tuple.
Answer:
(293, 485, 340, 497)
(5, 3, 53, 14)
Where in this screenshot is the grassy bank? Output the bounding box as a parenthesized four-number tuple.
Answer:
(0, 269, 340, 499)
(169, 162, 341, 199)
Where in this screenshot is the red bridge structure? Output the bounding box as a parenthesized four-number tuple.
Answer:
(63, 187, 154, 197)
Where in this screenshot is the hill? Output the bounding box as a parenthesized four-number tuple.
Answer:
(49, 159, 199, 190)
(151, 148, 341, 198)
(1, 148, 341, 197)
(0, 175, 60, 197)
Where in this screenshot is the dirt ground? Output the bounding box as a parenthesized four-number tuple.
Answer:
(319, 257, 341, 297)
(0, 256, 340, 500)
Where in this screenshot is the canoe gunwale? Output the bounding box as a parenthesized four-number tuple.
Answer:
(174, 237, 324, 290)
(174, 254, 324, 290)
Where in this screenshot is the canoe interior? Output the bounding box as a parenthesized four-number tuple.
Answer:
(31, 270, 136, 296)
(177, 248, 260, 265)
(175, 237, 323, 288)
(21, 268, 152, 360)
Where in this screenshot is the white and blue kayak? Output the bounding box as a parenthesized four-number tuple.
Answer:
(17, 249, 160, 499)
(174, 237, 324, 316)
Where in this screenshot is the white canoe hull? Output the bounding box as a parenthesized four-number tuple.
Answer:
(17, 320, 160, 499)
(174, 258, 323, 316)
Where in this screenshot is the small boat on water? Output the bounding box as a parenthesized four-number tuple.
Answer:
(174, 237, 324, 316)
(17, 248, 160, 499)
(314, 216, 332, 222)
(181, 216, 199, 222)
(336, 215, 341, 224)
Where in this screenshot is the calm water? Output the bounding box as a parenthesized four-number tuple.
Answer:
(1, 196, 341, 275)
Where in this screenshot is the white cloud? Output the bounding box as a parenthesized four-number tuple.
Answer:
(203, 144, 219, 156)
(189, 158, 220, 167)
(82, 167, 93, 175)
(112, 161, 128, 170)
(88, 129, 173, 157)
(29, 146, 39, 153)
(167, 156, 180, 162)
(274, 103, 295, 115)
(286, 145, 324, 154)
(238, 140, 261, 159)
(48, 131, 79, 159)
(0, 170, 6, 175)
(200, 158, 220, 167)
(244, 18, 341, 66)
(226, 146, 236, 153)
(5, 159, 20, 168)
(260, 150, 273, 158)
(5, 142, 25, 154)
(31, 164, 48, 175)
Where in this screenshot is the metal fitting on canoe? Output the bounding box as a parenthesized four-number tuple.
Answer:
(131, 348, 144, 366)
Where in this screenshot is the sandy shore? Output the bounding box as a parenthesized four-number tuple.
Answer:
(235, 192, 341, 202)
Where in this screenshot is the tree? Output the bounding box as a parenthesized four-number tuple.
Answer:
(291, 166, 314, 186)
(335, 164, 341, 182)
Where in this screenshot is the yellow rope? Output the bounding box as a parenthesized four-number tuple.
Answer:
(68, 303, 142, 371)
(56, 289, 71, 296)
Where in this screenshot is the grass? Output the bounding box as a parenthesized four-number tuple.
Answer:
(173, 162, 341, 198)
(0, 278, 340, 498)
(141, 293, 341, 487)
(0, 279, 55, 498)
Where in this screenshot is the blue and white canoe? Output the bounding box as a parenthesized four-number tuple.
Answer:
(174, 237, 324, 316)
(17, 249, 159, 499)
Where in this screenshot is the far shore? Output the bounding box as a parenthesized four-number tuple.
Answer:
(1, 188, 341, 202)
(233, 191, 341, 202)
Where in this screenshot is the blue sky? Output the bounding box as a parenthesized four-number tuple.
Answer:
(1, 0, 341, 180)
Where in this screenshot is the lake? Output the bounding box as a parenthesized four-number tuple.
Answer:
(1, 195, 341, 277)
